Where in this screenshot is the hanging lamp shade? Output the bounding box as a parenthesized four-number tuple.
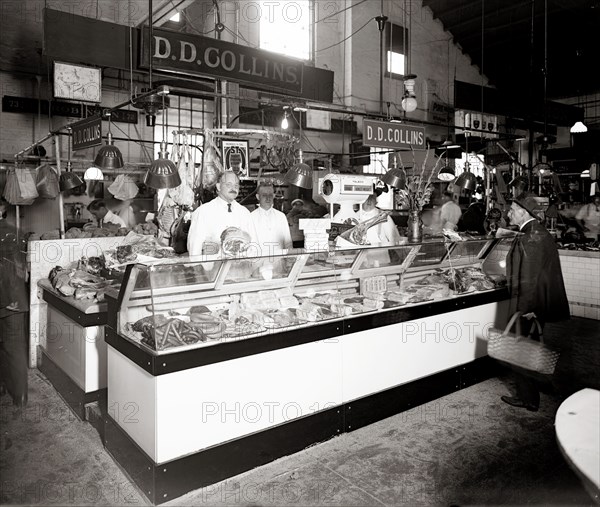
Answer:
(59, 171, 84, 191)
(94, 133, 124, 170)
(83, 167, 104, 181)
(284, 149, 313, 189)
(144, 141, 181, 189)
(441, 138, 460, 149)
(437, 165, 455, 181)
(454, 166, 477, 191)
(380, 168, 406, 188)
(570, 121, 588, 134)
(509, 175, 529, 193)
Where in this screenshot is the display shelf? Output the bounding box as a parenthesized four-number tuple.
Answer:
(38, 282, 108, 420)
(112, 238, 509, 355)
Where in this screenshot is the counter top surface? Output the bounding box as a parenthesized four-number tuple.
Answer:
(557, 248, 600, 259)
(555, 388, 600, 500)
(38, 279, 106, 314)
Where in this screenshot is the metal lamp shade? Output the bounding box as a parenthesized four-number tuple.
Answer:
(437, 166, 456, 181)
(509, 175, 529, 193)
(144, 157, 181, 189)
(454, 171, 477, 191)
(59, 171, 84, 191)
(381, 168, 406, 188)
(94, 142, 124, 170)
(284, 162, 313, 189)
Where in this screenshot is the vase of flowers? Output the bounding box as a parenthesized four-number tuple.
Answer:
(393, 148, 442, 243)
(406, 209, 423, 243)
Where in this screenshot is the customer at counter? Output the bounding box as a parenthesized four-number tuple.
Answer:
(187, 171, 257, 257)
(0, 199, 29, 408)
(458, 199, 487, 235)
(250, 181, 292, 254)
(500, 192, 570, 412)
(575, 193, 600, 241)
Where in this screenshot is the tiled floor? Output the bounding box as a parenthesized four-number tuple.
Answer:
(1, 317, 599, 506)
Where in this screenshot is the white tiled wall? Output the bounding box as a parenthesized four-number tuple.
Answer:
(559, 252, 600, 320)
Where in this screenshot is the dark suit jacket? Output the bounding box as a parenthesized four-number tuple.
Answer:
(506, 219, 570, 325)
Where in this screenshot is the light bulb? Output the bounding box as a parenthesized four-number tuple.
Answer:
(281, 113, 289, 129)
(401, 96, 418, 112)
(83, 166, 104, 181)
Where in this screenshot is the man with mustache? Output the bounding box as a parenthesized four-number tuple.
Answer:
(187, 171, 257, 257)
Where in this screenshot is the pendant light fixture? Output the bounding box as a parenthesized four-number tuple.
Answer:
(281, 107, 290, 129)
(59, 127, 85, 191)
(284, 149, 312, 188)
(83, 166, 104, 181)
(284, 111, 312, 189)
(437, 165, 455, 182)
(93, 112, 124, 170)
(401, 75, 418, 113)
(144, 86, 181, 189)
(508, 174, 529, 195)
(437, 142, 456, 181)
(570, 45, 588, 134)
(570, 121, 588, 134)
(380, 153, 406, 188)
(454, 127, 477, 191)
(400, 0, 417, 113)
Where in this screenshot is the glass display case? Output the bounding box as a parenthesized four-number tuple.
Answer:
(115, 238, 511, 354)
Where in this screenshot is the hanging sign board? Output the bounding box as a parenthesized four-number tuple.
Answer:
(362, 120, 426, 150)
(140, 27, 304, 94)
(71, 115, 102, 150)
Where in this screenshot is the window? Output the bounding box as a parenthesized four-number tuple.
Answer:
(259, 0, 311, 60)
(363, 149, 388, 175)
(386, 22, 407, 77)
(154, 96, 212, 158)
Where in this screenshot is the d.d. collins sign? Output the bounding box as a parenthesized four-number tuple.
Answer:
(362, 119, 426, 150)
(140, 27, 303, 94)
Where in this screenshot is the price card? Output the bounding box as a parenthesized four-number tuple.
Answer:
(360, 275, 387, 295)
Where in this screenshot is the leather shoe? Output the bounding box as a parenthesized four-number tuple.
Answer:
(501, 395, 538, 412)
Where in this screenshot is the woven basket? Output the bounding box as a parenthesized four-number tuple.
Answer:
(487, 312, 560, 375)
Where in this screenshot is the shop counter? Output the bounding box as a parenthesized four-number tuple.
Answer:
(27, 236, 129, 368)
(102, 239, 512, 504)
(555, 388, 600, 503)
(557, 249, 600, 320)
(37, 279, 107, 420)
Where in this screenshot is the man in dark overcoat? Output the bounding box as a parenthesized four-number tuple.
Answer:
(0, 199, 29, 407)
(501, 192, 570, 411)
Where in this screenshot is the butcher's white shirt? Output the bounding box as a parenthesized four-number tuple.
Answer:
(187, 197, 257, 257)
(250, 206, 293, 255)
(102, 210, 126, 228)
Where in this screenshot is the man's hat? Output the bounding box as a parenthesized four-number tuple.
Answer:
(513, 192, 541, 219)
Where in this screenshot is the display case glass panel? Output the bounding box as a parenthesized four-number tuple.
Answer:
(446, 239, 491, 263)
(408, 241, 449, 267)
(116, 238, 511, 355)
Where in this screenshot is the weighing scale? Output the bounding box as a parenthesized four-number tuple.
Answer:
(319, 173, 375, 223)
